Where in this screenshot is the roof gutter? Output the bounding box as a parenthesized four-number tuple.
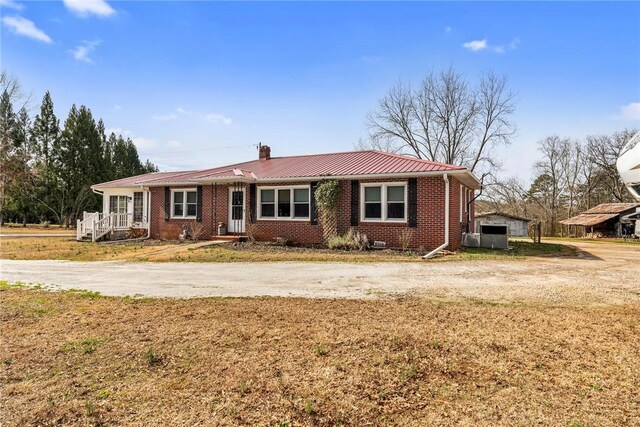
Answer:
(423, 173, 449, 260)
(125, 170, 480, 188)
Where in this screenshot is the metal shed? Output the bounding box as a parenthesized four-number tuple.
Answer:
(475, 212, 531, 237)
(560, 203, 640, 237)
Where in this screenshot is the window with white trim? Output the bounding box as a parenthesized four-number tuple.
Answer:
(171, 189, 197, 218)
(109, 195, 128, 214)
(258, 186, 310, 220)
(460, 185, 464, 222)
(361, 183, 407, 222)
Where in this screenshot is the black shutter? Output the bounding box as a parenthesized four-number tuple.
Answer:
(350, 180, 359, 226)
(196, 185, 203, 222)
(249, 183, 257, 224)
(408, 178, 418, 228)
(164, 187, 170, 221)
(310, 181, 318, 225)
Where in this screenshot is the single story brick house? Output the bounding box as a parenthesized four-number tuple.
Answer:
(78, 146, 480, 251)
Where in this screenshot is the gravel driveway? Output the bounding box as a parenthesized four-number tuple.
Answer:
(1, 241, 638, 304)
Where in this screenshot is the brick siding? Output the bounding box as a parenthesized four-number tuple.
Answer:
(149, 176, 475, 251)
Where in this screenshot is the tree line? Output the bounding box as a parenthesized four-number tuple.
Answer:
(485, 130, 637, 236)
(361, 67, 636, 236)
(0, 73, 157, 227)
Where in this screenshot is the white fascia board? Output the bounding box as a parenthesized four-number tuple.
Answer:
(94, 170, 482, 189)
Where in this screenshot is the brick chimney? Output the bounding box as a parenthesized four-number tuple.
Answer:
(258, 143, 271, 160)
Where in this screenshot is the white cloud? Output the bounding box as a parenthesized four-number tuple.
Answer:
(69, 40, 101, 63)
(463, 38, 520, 54)
(508, 38, 521, 50)
(1, 16, 52, 43)
(113, 105, 122, 111)
(152, 113, 177, 121)
(133, 137, 155, 149)
(0, 0, 24, 11)
(463, 39, 487, 51)
(105, 128, 132, 137)
(167, 139, 182, 148)
(444, 26, 452, 33)
(205, 113, 232, 125)
(176, 107, 190, 115)
(63, 0, 115, 17)
(617, 102, 640, 121)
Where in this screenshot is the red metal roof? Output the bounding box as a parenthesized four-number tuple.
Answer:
(194, 150, 464, 180)
(93, 150, 476, 189)
(93, 171, 197, 188)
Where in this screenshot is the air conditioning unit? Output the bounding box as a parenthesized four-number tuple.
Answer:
(462, 233, 480, 247)
(479, 224, 509, 249)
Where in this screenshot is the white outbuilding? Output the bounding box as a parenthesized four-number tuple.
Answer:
(475, 211, 531, 237)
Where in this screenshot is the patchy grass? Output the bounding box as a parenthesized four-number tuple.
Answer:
(0, 237, 172, 261)
(1, 237, 574, 263)
(1, 288, 638, 426)
(0, 224, 72, 234)
(449, 240, 577, 261)
(160, 242, 422, 263)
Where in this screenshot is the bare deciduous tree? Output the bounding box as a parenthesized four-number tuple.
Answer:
(532, 136, 570, 235)
(365, 67, 516, 174)
(586, 130, 636, 203)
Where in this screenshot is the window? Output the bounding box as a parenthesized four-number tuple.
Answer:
(109, 195, 127, 214)
(258, 186, 310, 220)
(460, 185, 464, 222)
(278, 189, 291, 217)
(364, 186, 382, 219)
(386, 186, 405, 219)
(260, 189, 275, 217)
(294, 188, 310, 218)
(171, 189, 197, 218)
(361, 183, 407, 222)
(133, 192, 143, 222)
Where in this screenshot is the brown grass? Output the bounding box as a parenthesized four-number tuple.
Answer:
(0, 238, 172, 261)
(1, 286, 638, 426)
(0, 224, 72, 234)
(0, 237, 573, 263)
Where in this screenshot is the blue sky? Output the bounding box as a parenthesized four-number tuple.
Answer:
(2, 0, 639, 182)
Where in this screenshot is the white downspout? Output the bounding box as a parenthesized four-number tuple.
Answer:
(423, 173, 449, 259)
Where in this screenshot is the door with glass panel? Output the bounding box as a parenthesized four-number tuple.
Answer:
(228, 188, 245, 233)
(133, 192, 144, 224)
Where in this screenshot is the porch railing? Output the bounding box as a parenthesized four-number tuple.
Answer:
(76, 212, 137, 241)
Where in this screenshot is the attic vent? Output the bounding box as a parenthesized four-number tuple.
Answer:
(372, 241, 386, 249)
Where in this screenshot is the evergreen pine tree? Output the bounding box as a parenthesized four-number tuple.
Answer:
(32, 91, 61, 222)
(8, 107, 35, 225)
(0, 90, 18, 225)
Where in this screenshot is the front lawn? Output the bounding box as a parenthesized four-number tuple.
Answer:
(453, 240, 577, 261)
(1, 285, 638, 426)
(0, 237, 574, 263)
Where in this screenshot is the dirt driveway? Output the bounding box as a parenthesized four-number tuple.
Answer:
(1, 240, 638, 305)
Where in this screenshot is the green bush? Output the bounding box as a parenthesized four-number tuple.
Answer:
(327, 229, 370, 251)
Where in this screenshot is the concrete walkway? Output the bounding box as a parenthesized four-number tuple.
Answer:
(1, 240, 639, 304)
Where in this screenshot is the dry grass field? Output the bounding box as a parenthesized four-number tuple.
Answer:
(0, 224, 73, 234)
(1, 283, 638, 426)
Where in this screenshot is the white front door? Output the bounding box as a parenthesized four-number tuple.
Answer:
(228, 188, 246, 233)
